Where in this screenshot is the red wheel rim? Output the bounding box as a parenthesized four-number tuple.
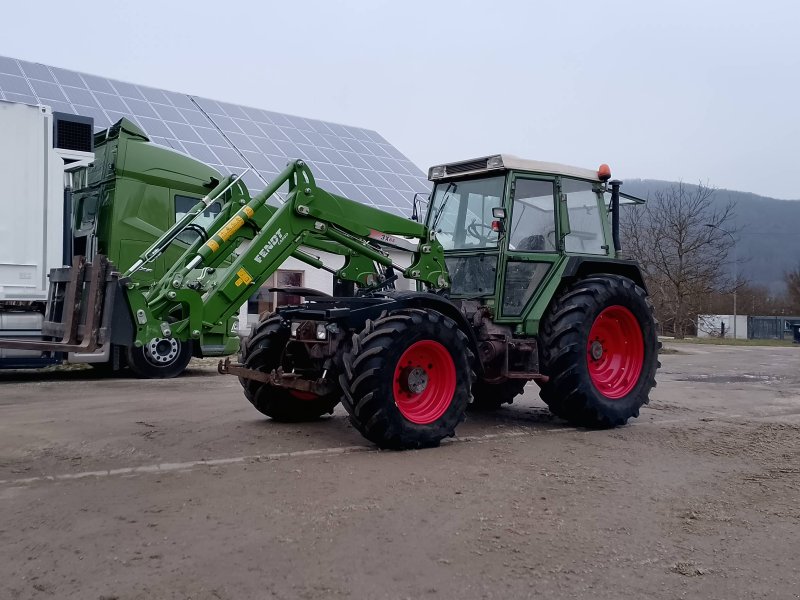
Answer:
(393, 340, 456, 424)
(290, 390, 318, 401)
(587, 305, 644, 399)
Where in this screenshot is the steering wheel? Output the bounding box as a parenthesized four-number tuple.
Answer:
(545, 229, 557, 249)
(467, 219, 495, 244)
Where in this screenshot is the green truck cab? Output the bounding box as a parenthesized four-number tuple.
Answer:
(71, 119, 240, 376)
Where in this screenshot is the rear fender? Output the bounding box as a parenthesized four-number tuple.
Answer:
(519, 257, 648, 337)
(561, 257, 647, 292)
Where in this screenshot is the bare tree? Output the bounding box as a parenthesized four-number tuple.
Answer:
(621, 182, 737, 338)
(699, 283, 790, 317)
(785, 264, 800, 312)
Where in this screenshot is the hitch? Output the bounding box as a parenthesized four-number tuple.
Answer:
(218, 357, 335, 396)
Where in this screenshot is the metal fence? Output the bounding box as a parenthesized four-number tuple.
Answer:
(748, 316, 800, 340)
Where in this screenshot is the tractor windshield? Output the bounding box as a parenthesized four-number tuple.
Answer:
(427, 176, 505, 250)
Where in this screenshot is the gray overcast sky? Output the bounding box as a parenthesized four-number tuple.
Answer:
(1, 0, 798, 199)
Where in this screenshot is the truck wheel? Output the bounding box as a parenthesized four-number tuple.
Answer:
(240, 315, 339, 422)
(126, 337, 193, 379)
(469, 379, 527, 410)
(538, 275, 658, 428)
(340, 309, 474, 449)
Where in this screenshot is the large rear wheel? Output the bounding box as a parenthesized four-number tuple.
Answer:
(340, 309, 474, 449)
(538, 275, 658, 427)
(239, 315, 339, 421)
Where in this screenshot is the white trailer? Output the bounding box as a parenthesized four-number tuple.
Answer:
(0, 101, 94, 366)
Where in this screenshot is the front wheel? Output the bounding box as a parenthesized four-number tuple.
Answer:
(539, 275, 659, 428)
(340, 309, 474, 449)
(239, 315, 340, 422)
(126, 337, 193, 379)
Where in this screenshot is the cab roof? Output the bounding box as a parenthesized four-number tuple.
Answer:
(428, 154, 603, 182)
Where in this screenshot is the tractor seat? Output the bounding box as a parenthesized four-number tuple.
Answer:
(517, 234, 545, 251)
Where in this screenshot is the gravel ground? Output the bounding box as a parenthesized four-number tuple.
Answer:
(0, 344, 798, 600)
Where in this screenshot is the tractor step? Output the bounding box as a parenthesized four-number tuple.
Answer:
(0, 255, 120, 353)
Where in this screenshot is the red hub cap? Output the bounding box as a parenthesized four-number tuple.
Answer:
(393, 340, 456, 424)
(587, 305, 645, 399)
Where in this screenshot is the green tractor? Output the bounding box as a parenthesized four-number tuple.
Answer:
(0, 138, 658, 449)
(232, 155, 659, 447)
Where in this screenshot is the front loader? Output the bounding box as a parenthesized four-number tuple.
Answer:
(0, 152, 659, 449)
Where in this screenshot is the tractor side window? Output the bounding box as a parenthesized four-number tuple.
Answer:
(174, 195, 222, 244)
(445, 255, 497, 296)
(428, 176, 505, 250)
(562, 179, 607, 255)
(508, 179, 556, 252)
(502, 261, 551, 315)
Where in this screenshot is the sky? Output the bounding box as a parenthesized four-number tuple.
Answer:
(1, 0, 798, 199)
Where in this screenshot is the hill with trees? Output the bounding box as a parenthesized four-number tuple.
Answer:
(622, 180, 799, 294)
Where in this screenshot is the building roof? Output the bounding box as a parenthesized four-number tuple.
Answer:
(0, 55, 430, 217)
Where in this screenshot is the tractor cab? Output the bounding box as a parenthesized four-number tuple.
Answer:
(425, 155, 642, 325)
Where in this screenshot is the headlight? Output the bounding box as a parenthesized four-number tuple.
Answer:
(428, 165, 445, 180)
(315, 323, 327, 340)
(486, 155, 504, 169)
(291, 322, 300, 337)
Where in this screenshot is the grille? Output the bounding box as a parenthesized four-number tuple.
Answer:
(445, 158, 488, 175)
(53, 113, 94, 153)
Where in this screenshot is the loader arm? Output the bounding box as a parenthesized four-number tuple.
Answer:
(124, 172, 380, 291)
(128, 160, 447, 347)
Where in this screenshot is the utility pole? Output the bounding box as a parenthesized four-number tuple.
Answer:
(705, 224, 737, 341)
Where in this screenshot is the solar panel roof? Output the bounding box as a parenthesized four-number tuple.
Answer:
(0, 55, 430, 217)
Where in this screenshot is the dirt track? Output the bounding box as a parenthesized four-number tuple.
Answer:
(1, 344, 799, 599)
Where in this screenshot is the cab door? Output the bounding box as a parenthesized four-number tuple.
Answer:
(496, 175, 561, 320)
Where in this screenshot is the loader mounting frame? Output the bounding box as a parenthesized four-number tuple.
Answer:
(0, 255, 119, 353)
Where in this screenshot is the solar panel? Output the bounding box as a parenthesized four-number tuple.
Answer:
(0, 55, 430, 217)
